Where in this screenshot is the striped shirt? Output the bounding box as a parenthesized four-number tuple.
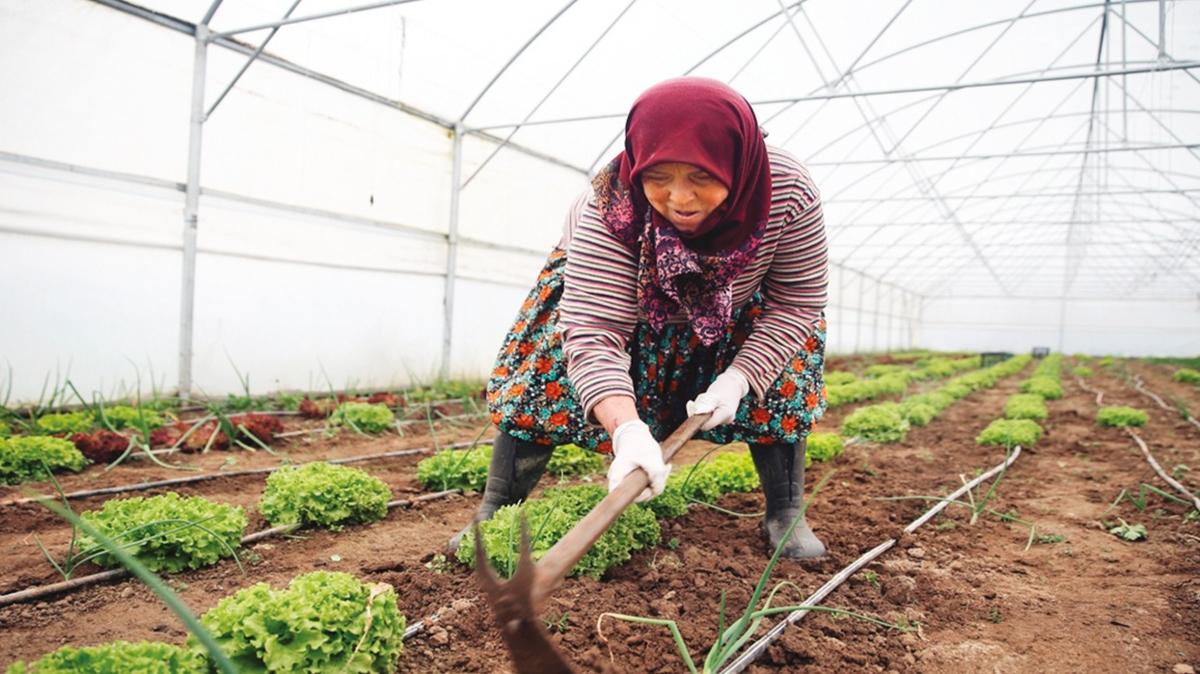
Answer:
(558, 146, 828, 420)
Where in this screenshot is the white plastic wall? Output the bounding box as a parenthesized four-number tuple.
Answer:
(918, 296, 1200, 357)
(0, 1, 587, 402)
(2, 1, 1193, 403)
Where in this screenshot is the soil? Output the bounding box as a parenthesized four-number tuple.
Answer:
(1, 359, 1198, 674)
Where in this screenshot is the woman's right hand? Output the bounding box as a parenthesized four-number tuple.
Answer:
(608, 419, 671, 502)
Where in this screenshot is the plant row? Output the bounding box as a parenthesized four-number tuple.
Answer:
(7, 570, 405, 674)
(824, 355, 982, 408)
(0, 401, 399, 484)
(455, 436, 846, 580)
(34, 462, 392, 579)
(1173, 367, 1200, 386)
(840, 354, 1033, 443)
(975, 353, 1062, 449)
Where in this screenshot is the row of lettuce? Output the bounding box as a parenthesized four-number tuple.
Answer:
(0, 401, 396, 485)
(2, 351, 939, 485)
(825, 354, 982, 408)
(975, 354, 1149, 452)
(7, 570, 404, 674)
(5, 460, 411, 673)
(407, 435, 839, 578)
(6, 435, 851, 671)
(838, 354, 1033, 444)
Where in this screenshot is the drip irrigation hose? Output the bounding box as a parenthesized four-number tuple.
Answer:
(1130, 375, 1200, 432)
(1075, 377, 1199, 511)
(0, 489, 461, 607)
(717, 447, 1023, 674)
(2, 439, 488, 506)
(1124, 429, 1200, 512)
(1075, 376, 1104, 405)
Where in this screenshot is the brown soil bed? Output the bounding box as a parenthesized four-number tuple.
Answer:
(2, 359, 1197, 673)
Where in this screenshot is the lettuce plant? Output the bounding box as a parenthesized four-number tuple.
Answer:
(806, 432, 844, 462)
(546, 442, 606, 478)
(1020, 377, 1063, 400)
(905, 391, 954, 413)
(939, 382, 973, 400)
(911, 355, 980, 380)
(457, 484, 659, 579)
(0, 419, 10, 438)
(975, 419, 1043, 449)
(189, 571, 404, 673)
(260, 462, 391, 530)
(1071, 366, 1093, 378)
(6, 640, 206, 674)
(331, 402, 395, 434)
(418, 442, 604, 492)
(841, 403, 909, 443)
(79, 493, 247, 573)
(70, 430, 131, 463)
(100, 405, 165, 431)
(1003, 394, 1048, 421)
(0, 436, 87, 484)
(899, 400, 936, 427)
(1096, 406, 1149, 428)
(35, 411, 93, 434)
(1174, 368, 1200, 385)
(823, 371, 857, 386)
(863, 364, 905, 378)
(416, 445, 491, 491)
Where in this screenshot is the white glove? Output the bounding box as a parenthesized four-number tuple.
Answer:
(608, 419, 671, 502)
(686, 368, 750, 431)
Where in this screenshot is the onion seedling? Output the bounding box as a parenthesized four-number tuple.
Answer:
(1106, 483, 1192, 513)
(877, 450, 1039, 549)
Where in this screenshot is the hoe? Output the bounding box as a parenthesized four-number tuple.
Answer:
(474, 413, 710, 673)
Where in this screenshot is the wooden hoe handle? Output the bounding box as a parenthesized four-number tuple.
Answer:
(530, 413, 709, 606)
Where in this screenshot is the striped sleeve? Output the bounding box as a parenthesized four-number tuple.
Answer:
(731, 171, 829, 399)
(558, 191, 640, 421)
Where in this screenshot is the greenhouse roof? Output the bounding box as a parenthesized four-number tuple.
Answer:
(114, 0, 1200, 301)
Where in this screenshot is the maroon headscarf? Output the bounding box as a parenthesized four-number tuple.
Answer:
(591, 77, 772, 345)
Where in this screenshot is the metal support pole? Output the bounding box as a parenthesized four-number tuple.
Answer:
(854, 272, 864, 353)
(872, 281, 881, 353)
(440, 123, 464, 381)
(840, 265, 849, 354)
(1157, 0, 1166, 61)
(1121, 0, 1128, 138)
(914, 296, 925, 349)
(178, 25, 209, 400)
(886, 288, 894, 352)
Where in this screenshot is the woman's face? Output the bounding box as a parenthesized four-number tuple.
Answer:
(640, 162, 730, 234)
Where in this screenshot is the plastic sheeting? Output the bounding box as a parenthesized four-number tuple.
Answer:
(1, 0, 1197, 401)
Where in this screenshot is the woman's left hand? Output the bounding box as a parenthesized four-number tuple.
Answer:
(686, 367, 749, 430)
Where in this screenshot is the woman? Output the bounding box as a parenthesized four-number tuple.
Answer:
(450, 77, 829, 559)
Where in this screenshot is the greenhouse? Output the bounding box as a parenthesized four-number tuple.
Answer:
(1, 1, 1197, 672)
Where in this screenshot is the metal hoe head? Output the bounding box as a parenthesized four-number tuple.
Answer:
(473, 519, 578, 674)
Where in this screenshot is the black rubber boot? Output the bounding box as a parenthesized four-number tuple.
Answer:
(447, 432, 554, 552)
(749, 439, 827, 559)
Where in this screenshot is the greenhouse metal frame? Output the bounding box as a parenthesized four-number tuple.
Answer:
(1, 0, 1197, 400)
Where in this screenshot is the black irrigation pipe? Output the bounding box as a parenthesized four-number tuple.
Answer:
(2, 440, 487, 506)
(718, 447, 1024, 674)
(0, 489, 461, 608)
(1129, 374, 1200, 433)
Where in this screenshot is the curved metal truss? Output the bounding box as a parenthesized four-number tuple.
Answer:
(82, 0, 1198, 390)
